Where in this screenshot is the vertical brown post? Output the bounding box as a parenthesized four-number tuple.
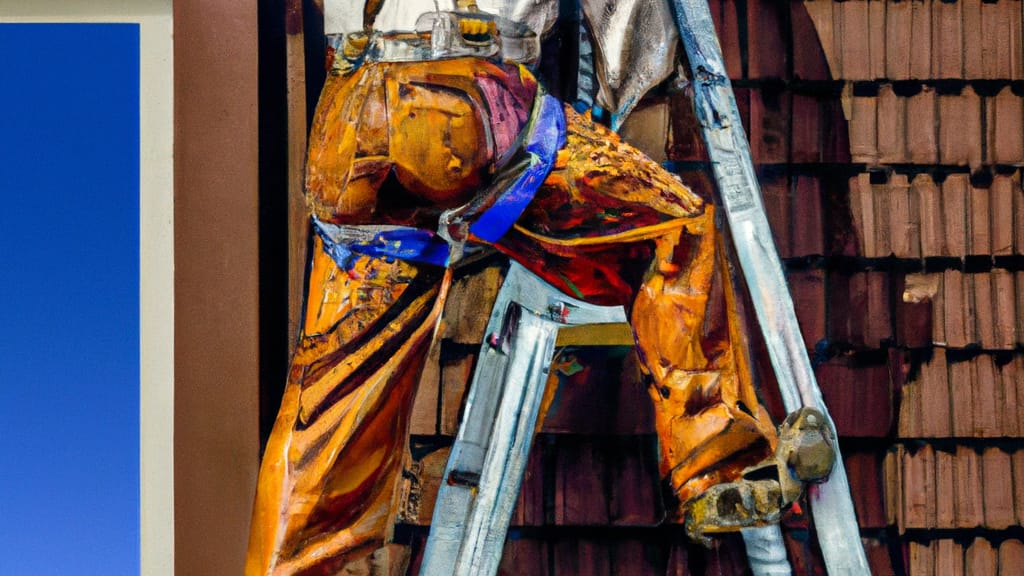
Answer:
(174, 1, 261, 574)
(286, 0, 310, 357)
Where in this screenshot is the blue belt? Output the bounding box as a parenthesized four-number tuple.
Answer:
(314, 93, 566, 269)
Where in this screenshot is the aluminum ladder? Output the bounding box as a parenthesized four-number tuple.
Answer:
(419, 261, 792, 575)
(421, 0, 869, 572)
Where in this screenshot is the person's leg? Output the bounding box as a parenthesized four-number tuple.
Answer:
(496, 105, 779, 527)
(246, 239, 446, 575)
(630, 212, 778, 516)
(249, 55, 541, 574)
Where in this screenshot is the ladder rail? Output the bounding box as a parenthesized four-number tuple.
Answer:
(668, 1, 870, 573)
(457, 311, 558, 575)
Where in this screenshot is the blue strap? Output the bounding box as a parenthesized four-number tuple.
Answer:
(469, 94, 565, 243)
(315, 225, 451, 269)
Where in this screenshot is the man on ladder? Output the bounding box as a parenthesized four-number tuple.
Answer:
(246, 1, 866, 574)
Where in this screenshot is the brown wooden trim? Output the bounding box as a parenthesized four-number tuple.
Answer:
(174, 1, 261, 574)
(286, 0, 310, 359)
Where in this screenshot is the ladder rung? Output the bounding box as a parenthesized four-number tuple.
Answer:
(447, 470, 481, 487)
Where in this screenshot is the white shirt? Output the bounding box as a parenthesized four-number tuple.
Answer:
(323, 0, 678, 124)
(324, 0, 557, 38)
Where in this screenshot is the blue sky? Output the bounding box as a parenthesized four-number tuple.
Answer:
(0, 23, 140, 574)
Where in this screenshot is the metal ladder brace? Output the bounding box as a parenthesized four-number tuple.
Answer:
(419, 261, 629, 575)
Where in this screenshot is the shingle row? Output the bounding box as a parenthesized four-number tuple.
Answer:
(668, 87, 852, 166)
(900, 269, 1024, 350)
(497, 532, 752, 576)
(848, 171, 1024, 258)
(898, 349, 1024, 438)
(884, 444, 1023, 530)
(848, 85, 1024, 167)
(907, 538, 1024, 576)
(805, 0, 1024, 81)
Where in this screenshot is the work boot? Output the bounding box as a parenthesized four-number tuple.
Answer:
(684, 407, 836, 545)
